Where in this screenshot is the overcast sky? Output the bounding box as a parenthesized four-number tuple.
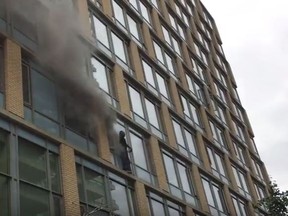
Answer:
(202, 0, 288, 191)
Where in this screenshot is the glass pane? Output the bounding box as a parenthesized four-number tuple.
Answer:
(20, 183, 50, 216)
(127, 15, 139, 40)
(162, 26, 171, 46)
(110, 180, 131, 215)
(145, 99, 160, 129)
(111, 32, 127, 63)
(202, 178, 215, 207)
(93, 16, 110, 48)
(49, 152, 61, 193)
(239, 172, 248, 192)
(165, 53, 174, 74)
(207, 148, 216, 170)
(232, 198, 241, 216)
(181, 96, 189, 117)
(177, 163, 191, 194)
(112, 0, 125, 26)
(19, 139, 47, 188)
(212, 184, 224, 211)
(128, 86, 144, 117)
(189, 103, 200, 125)
(53, 195, 62, 216)
(153, 42, 164, 64)
(163, 154, 178, 187)
(130, 132, 148, 170)
(155, 73, 168, 98)
(0, 175, 9, 216)
(0, 132, 8, 174)
(139, 2, 150, 23)
(22, 64, 31, 104)
(151, 199, 165, 216)
(84, 168, 106, 206)
(32, 70, 58, 120)
(215, 153, 225, 176)
(91, 57, 109, 93)
(172, 37, 180, 55)
(168, 207, 181, 216)
(143, 60, 155, 87)
(184, 129, 197, 156)
(76, 165, 85, 202)
(172, 120, 185, 147)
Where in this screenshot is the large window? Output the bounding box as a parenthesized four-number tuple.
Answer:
(153, 41, 176, 78)
(162, 25, 182, 57)
(90, 14, 130, 71)
(251, 158, 264, 181)
(233, 102, 244, 122)
(110, 120, 156, 185)
(127, 84, 164, 140)
(206, 146, 228, 184)
(162, 150, 198, 206)
(18, 136, 62, 216)
(174, 3, 190, 27)
(186, 73, 206, 104)
(209, 121, 227, 151)
(168, 12, 186, 40)
(254, 183, 266, 201)
(232, 120, 246, 143)
(232, 195, 248, 216)
(147, 191, 185, 216)
(142, 59, 171, 106)
(232, 165, 251, 200)
(249, 138, 260, 157)
(91, 56, 117, 108)
(22, 61, 60, 136)
(111, 0, 142, 46)
(76, 156, 136, 216)
(172, 119, 200, 164)
(128, 0, 151, 25)
(212, 100, 226, 125)
(233, 141, 247, 169)
(191, 57, 206, 82)
(214, 82, 227, 104)
(194, 42, 208, 65)
(180, 94, 202, 128)
(214, 67, 227, 88)
(201, 176, 227, 216)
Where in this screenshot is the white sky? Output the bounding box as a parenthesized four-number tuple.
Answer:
(203, 0, 288, 191)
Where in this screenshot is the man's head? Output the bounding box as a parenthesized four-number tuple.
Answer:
(119, 130, 125, 139)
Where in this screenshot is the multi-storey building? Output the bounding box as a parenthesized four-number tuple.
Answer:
(0, 0, 270, 215)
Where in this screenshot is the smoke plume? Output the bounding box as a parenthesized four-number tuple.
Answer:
(11, 0, 116, 137)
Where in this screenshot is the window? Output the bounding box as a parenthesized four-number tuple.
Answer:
(128, 0, 151, 25)
(172, 119, 200, 164)
(18, 137, 62, 216)
(233, 141, 247, 168)
(76, 156, 136, 216)
(162, 150, 198, 206)
(216, 52, 227, 71)
(89, 0, 102, 8)
(162, 25, 182, 57)
(91, 57, 117, 108)
(194, 42, 208, 65)
(206, 146, 228, 184)
(232, 166, 251, 200)
(254, 183, 266, 201)
(127, 85, 164, 139)
(153, 41, 176, 78)
(169, 13, 186, 40)
(232, 195, 248, 216)
(197, 30, 210, 51)
(22, 61, 60, 136)
(142, 59, 171, 106)
(191, 57, 206, 82)
(233, 102, 244, 122)
(201, 177, 227, 216)
(250, 138, 259, 157)
(0, 44, 4, 107)
(179, 0, 193, 17)
(186, 73, 206, 104)
(147, 192, 185, 216)
(174, 3, 190, 27)
(233, 120, 246, 143)
(110, 120, 156, 185)
(180, 94, 202, 128)
(212, 100, 226, 125)
(232, 86, 241, 102)
(209, 121, 227, 150)
(251, 159, 264, 181)
(199, 19, 212, 40)
(111, 0, 142, 46)
(214, 67, 227, 87)
(90, 15, 130, 70)
(214, 82, 227, 104)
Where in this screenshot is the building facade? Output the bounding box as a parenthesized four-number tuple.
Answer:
(0, 0, 270, 216)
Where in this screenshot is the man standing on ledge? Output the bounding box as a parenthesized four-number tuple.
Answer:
(119, 131, 132, 173)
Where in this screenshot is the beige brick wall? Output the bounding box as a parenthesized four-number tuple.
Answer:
(4, 39, 24, 117)
(97, 120, 112, 163)
(135, 181, 150, 216)
(60, 144, 81, 216)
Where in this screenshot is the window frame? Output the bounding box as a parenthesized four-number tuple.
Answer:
(209, 120, 228, 151)
(232, 165, 251, 200)
(185, 71, 206, 105)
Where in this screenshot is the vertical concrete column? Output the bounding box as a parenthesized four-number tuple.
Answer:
(102, 0, 113, 18)
(4, 39, 24, 117)
(149, 136, 169, 192)
(223, 185, 236, 215)
(199, 106, 212, 139)
(130, 42, 145, 84)
(135, 181, 150, 216)
(161, 103, 177, 149)
(97, 120, 112, 163)
(158, 0, 169, 22)
(224, 155, 238, 190)
(142, 24, 156, 59)
(246, 174, 258, 202)
(181, 44, 192, 68)
(75, 0, 91, 37)
(186, 206, 195, 216)
(113, 65, 131, 118)
(196, 133, 211, 171)
(175, 58, 187, 88)
(151, 8, 163, 39)
(169, 79, 183, 116)
(192, 165, 209, 213)
(60, 144, 81, 216)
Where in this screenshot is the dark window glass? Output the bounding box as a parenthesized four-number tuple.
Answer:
(151, 199, 165, 215)
(0, 46, 4, 92)
(22, 63, 31, 105)
(0, 131, 8, 174)
(0, 175, 9, 216)
(49, 152, 61, 193)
